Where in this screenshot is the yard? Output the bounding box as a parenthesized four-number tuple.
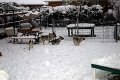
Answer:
(0, 27, 120, 80)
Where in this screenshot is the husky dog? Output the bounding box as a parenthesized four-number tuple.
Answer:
(49, 36, 64, 45)
(40, 32, 56, 44)
(48, 32, 56, 40)
(73, 36, 85, 46)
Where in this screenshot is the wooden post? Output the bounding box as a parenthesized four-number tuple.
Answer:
(3, 12, 7, 28)
(52, 19, 55, 33)
(12, 10, 16, 35)
(115, 23, 118, 42)
(68, 28, 70, 37)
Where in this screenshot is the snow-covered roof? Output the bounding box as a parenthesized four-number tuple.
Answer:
(0, 0, 62, 5)
(45, 0, 62, 2)
(0, 0, 47, 5)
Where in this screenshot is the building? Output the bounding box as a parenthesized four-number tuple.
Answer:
(45, 0, 62, 7)
(64, 0, 109, 6)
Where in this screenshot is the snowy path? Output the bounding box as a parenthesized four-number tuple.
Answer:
(0, 27, 120, 80)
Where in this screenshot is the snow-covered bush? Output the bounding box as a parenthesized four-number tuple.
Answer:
(104, 9, 116, 23)
(18, 10, 40, 19)
(40, 5, 77, 26)
(39, 4, 117, 26)
(0, 2, 28, 12)
(78, 5, 90, 22)
(89, 5, 103, 22)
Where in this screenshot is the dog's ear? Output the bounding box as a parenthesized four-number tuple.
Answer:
(60, 36, 64, 39)
(59, 36, 62, 38)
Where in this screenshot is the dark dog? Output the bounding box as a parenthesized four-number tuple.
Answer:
(73, 36, 85, 46)
(49, 36, 64, 45)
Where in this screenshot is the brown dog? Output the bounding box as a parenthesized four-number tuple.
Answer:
(49, 36, 64, 45)
(73, 36, 85, 46)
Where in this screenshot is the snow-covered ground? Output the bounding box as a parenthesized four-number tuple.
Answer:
(92, 54, 120, 69)
(0, 26, 120, 80)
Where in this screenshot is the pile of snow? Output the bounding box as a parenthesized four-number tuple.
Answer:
(54, 5, 76, 12)
(18, 11, 40, 19)
(107, 9, 113, 14)
(92, 54, 120, 69)
(40, 5, 76, 14)
(40, 6, 51, 14)
(91, 5, 103, 10)
(67, 23, 95, 28)
(0, 70, 9, 80)
(90, 5, 103, 14)
(81, 5, 89, 10)
(91, 54, 120, 79)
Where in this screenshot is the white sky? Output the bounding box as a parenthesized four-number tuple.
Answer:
(0, 0, 62, 4)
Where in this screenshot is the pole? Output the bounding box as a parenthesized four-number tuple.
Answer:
(52, 19, 55, 33)
(12, 10, 15, 35)
(77, 15, 79, 37)
(77, 0, 82, 37)
(47, 15, 48, 28)
(76, 2, 79, 37)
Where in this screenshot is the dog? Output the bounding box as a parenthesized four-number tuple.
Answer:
(73, 36, 85, 46)
(40, 32, 56, 44)
(49, 36, 64, 45)
(48, 32, 56, 40)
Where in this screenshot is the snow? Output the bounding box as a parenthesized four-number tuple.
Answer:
(67, 23, 95, 28)
(107, 9, 113, 14)
(91, 5, 103, 10)
(0, 27, 120, 80)
(18, 11, 40, 19)
(0, 0, 53, 5)
(92, 54, 120, 69)
(0, 70, 9, 80)
(11, 36, 35, 39)
(82, 5, 89, 10)
(54, 5, 76, 12)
